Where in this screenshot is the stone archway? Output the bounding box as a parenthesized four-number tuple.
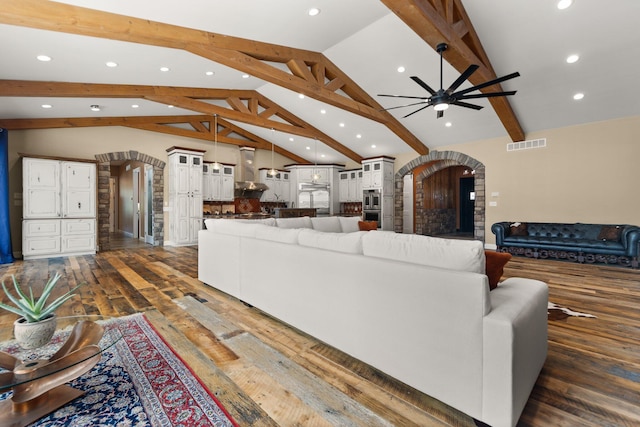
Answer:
(394, 150, 486, 242)
(95, 151, 165, 251)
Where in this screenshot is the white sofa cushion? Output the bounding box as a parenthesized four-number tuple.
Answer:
(298, 229, 367, 254)
(310, 216, 342, 233)
(204, 219, 268, 237)
(338, 216, 362, 233)
(362, 231, 486, 274)
(255, 225, 301, 244)
(275, 216, 313, 229)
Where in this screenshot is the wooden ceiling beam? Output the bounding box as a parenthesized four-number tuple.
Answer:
(0, 0, 429, 154)
(380, 0, 525, 142)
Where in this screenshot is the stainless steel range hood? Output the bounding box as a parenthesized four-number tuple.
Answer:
(235, 147, 268, 198)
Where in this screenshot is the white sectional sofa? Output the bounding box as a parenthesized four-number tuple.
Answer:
(198, 216, 548, 427)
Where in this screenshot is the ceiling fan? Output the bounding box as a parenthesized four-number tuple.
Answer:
(378, 43, 520, 119)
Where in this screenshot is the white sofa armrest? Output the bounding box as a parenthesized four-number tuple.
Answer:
(482, 278, 548, 427)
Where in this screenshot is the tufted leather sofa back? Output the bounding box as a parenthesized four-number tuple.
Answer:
(526, 223, 602, 240)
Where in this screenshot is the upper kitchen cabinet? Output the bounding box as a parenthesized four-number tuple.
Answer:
(203, 162, 235, 202)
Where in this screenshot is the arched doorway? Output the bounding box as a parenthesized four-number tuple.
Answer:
(394, 151, 486, 242)
(95, 151, 165, 251)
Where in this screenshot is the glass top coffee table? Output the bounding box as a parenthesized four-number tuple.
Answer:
(0, 315, 123, 427)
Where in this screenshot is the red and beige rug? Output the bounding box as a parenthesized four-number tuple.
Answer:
(0, 313, 238, 426)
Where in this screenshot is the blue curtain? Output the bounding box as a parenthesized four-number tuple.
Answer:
(0, 128, 14, 264)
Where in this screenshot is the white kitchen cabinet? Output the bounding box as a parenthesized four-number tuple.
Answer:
(361, 157, 395, 230)
(339, 169, 363, 203)
(338, 172, 349, 202)
(203, 162, 234, 202)
(259, 169, 289, 202)
(22, 157, 97, 259)
(167, 147, 204, 246)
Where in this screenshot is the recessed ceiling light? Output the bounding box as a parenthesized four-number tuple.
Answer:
(557, 0, 573, 10)
(573, 93, 584, 100)
(131, 104, 140, 108)
(160, 66, 170, 72)
(168, 105, 174, 108)
(397, 66, 405, 73)
(320, 154, 325, 158)
(356, 134, 362, 139)
(320, 109, 326, 114)
(289, 137, 294, 142)
(36, 55, 51, 62)
(205, 71, 215, 76)
(106, 61, 118, 68)
(445, 122, 452, 127)
(41, 104, 52, 109)
(298, 94, 305, 99)
(306, 146, 311, 150)
(339, 123, 345, 127)
(566, 54, 579, 64)
(371, 144, 376, 148)
(308, 8, 320, 16)
(242, 74, 250, 79)
(90, 105, 100, 112)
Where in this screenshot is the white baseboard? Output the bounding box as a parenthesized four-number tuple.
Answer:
(484, 243, 497, 250)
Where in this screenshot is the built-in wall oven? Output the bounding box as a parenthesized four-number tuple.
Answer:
(363, 189, 381, 228)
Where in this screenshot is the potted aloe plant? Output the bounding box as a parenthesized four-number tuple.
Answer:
(0, 272, 83, 349)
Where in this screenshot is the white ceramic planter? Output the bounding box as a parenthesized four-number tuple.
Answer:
(13, 314, 57, 349)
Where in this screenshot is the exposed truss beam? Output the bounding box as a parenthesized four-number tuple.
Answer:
(0, 80, 360, 162)
(0, 0, 429, 155)
(380, 0, 525, 142)
(0, 114, 309, 164)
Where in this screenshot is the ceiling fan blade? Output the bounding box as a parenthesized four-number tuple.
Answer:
(437, 110, 444, 119)
(445, 64, 479, 94)
(403, 104, 431, 118)
(451, 100, 484, 110)
(378, 94, 430, 100)
(381, 101, 430, 112)
(410, 76, 437, 95)
(452, 72, 520, 97)
(458, 91, 517, 100)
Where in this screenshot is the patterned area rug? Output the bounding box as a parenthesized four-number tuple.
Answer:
(0, 313, 238, 426)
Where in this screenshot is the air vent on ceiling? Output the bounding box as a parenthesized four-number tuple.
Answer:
(507, 138, 546, 152)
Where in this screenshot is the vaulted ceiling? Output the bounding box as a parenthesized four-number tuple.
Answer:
(1, 0, 639, 165)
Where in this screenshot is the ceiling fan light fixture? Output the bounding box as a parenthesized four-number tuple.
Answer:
(434, 103, 449, 111)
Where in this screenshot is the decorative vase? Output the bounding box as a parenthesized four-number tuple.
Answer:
(13, 314, 57, 349)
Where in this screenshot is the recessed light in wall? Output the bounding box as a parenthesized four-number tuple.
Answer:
(557, 0, 573, 10)
(105, 61, 118, 68)
(445, 122, 452, 127)
(308, 8, 320, 16)
(160, 66, 170, 72)
(339, 123, 345, 127)
(566, 54, 579, 64)
(397, 66, 405, 73)
(573, 92, 584, 100)
(36, 55, 51, 62)
(41, 104, 52, 109)
(320, 109, 326, 114)
(205, 71, 215, 76)
(131, 104, 140, 108)
(90, 105, 101, 112)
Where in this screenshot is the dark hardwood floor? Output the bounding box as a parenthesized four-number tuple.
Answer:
(1, 244, 639, 426)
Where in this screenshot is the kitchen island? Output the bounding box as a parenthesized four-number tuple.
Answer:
(274, 208, 316, 218)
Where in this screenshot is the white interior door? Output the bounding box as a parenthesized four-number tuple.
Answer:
(133, 167, 140, 239)
(144, 165, 154, 244)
